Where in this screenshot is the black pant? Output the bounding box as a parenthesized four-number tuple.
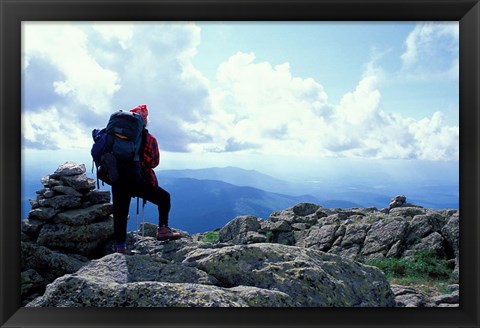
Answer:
(111, 167, 171, 244)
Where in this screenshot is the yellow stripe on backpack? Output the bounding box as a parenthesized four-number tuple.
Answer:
(114, 133, 129, 140)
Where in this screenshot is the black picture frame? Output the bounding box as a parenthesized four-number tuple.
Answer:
(1, 0, 479, 327)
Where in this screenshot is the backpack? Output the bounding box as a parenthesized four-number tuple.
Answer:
(91, 110, 145, 187)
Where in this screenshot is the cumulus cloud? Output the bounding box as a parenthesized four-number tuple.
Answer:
(22, 22, 458, 161)
(184, 51, 458, 161)
(22, 106, 92, 150)
(401, 22, 459, 80)
(22, 22, 212, 152)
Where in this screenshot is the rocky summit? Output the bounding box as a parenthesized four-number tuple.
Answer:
(22, 162, 459, 307)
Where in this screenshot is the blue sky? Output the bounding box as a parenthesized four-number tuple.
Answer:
(21, 21, 459, 180)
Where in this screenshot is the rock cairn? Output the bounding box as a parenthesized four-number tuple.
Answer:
(21, 162, 114, 304)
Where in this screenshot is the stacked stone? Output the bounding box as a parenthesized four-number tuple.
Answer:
(22, 162, 114, 256)
(21, 162, 114, 304)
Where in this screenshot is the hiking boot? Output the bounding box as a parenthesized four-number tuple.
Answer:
(156, 226, 182, 241)
(116, 247, 127, 254)
(115, 246, 133, 255)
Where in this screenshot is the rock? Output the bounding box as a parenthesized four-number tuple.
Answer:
(82, 253, 220, 285)
(26, 253, 295, 307)
(60, 173, 96, 191)
(442, 216, 459, 256)
(36, 217, 114, 257)
(21, 269, 45, 297)
(85, 190, 111, 205)
(340, 223, 370, 247)
(219, 215, 261, 244)
(388, 195, 406, 209)
(303, 224, 339, 251)
(52, 186, 83, 197)
(405, 214, 446, 245)
(28, 207, 59, 221)
(292, 203, 320, 216)
(38, 195, 82, 210)
(409, 232, 446, 257)
(21, 219, 46, 239)
(389, 206, 426, 217)
(432, 290, 459, 305)
(361, 217, 409, 259)
(185, 243, 396, 307)
(21, 242, 87, 283)
(391, 285, 434, 307)
(386, 240, 404, 258)
(52, 162, 86, 177)
(261, 220, 292, 233)
(54, 203, 113, 225)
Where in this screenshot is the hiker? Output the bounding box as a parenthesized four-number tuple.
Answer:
(111, 104, 181, 254)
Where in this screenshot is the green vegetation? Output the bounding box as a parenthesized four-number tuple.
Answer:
(201, 231, 220, 243)
(364, 250, 455, 286)
(265, 231, 275, 243)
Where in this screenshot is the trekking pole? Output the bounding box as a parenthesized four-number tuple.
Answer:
(136, 197, 139, 239)
(142, 198, 147, 237)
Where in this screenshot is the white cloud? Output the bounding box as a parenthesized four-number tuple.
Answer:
(22, 22, 212, 152)
(22, 106, 91, 149)
(23, 23, 121, 114)
(184, 52, 331, 155)
(401, 22, 459, 80)
(184, 52, 458, 161)
(93, 22, 134, 49)
(22, 23, 458, 161)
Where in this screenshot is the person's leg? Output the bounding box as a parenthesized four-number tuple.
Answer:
(137, 183, 180, 240)
(155, 185, 171, 227)
(139, 184, 171, 227)
(111, 183, 132, 249)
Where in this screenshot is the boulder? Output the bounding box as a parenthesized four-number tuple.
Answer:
(21, 242, 87, 283)
(26, 253, 295, 307)
(292, 203, 320, 216)
(409, 232, 446, 257)
(391, 285, 434, 307)
(185, 243, 396, 307)
(405, 214, 446, 245)
(219, 215, 261, 244)
(361, 217, 409, 259)
(303, 224, 339, 251)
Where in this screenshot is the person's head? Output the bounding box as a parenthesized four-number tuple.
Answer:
(130, 104, 148, 125)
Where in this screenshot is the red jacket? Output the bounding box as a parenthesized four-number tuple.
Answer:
(141, 131, 159, 187)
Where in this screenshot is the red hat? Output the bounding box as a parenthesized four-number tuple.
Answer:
(130, 104, 148, 125)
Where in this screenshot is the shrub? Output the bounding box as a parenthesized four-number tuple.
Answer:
(201, 231, 219, 243)
(365, 250, 453, 282)
(265, 231, 275, 243)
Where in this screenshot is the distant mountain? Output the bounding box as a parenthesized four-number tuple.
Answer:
(157, 166, 305, 195)
(21, 165, 459, 234)
(151, 177, 319, 233)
